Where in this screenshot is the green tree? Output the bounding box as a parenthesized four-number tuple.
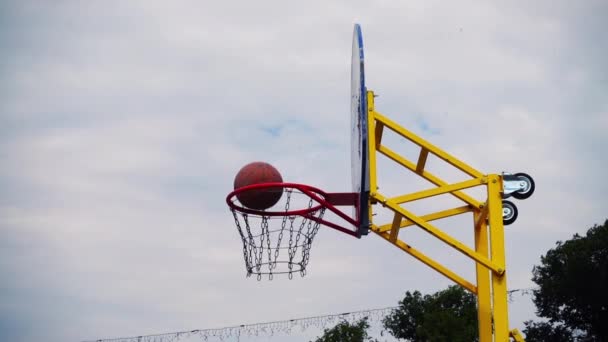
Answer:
(523, 321, 574, 342)
(383, 285, 478, 342)
(312, 318, 378, 342)
(523, 219, 608, 341)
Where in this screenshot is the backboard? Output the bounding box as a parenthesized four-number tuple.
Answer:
(350, 23, 370, 236)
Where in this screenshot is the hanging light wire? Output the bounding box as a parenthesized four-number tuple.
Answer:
(84, 288, 535, 342)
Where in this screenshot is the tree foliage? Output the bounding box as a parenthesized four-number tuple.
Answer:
(383, 285, 478, 342)
(524, 219, 608, 341)
(523, 321, 575, 342)
(312, 318, 378, 342)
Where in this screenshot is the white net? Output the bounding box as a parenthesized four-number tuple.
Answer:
(230, 188, 326, 280)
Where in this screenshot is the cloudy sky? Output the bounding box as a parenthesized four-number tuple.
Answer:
(1, 1, 607, 341)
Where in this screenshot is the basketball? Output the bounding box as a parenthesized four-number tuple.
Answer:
(233, 162, 283, 210)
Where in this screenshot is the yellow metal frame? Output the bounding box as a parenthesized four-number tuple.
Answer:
(365, 90, 523, 342)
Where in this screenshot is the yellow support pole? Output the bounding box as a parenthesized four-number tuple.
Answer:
(364, 89, 523, 340)
(389, 213, 401, 242)
(416, 147, 429, 173)
(487, 174, 510, 341)
(367, 91, 378, 195)
(474, 210, 493, 342)
(475, 202, 490, 231)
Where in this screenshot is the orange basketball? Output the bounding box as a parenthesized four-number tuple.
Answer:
(233, 162, 283, 210)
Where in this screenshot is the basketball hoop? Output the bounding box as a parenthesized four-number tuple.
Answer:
(226, 183, 360, 280)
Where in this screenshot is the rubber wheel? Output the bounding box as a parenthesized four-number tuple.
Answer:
(511, 173, 535, 200)
(502, 200, 518, 225)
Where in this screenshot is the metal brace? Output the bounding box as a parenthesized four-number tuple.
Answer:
(502, 173, 527, 199)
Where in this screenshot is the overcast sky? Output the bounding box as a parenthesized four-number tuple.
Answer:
(1, 1, 607, 341)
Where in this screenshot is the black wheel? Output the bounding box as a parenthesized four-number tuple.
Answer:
(511, 172, 535, 200)
(502, 200, 518, 225)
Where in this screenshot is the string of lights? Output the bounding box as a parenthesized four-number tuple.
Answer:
(507, 287, 536, 302)
(84, 288, 536, 342)
(83, 306, 397, 342)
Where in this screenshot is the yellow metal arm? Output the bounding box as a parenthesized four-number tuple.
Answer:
(366, 90, 524, 342)
(376, 144, 482, 208)
(373, 192, 504, 275)
(375, 205, 472, 232)
(388, 177, 486, 205)
(510, 329, 525, 342)
(373, 111, 484, 178)
(372, 225, 478, 294)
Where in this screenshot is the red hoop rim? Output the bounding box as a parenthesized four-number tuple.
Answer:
(226, 182, 326, 216)
(226, 182, 361, 238)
